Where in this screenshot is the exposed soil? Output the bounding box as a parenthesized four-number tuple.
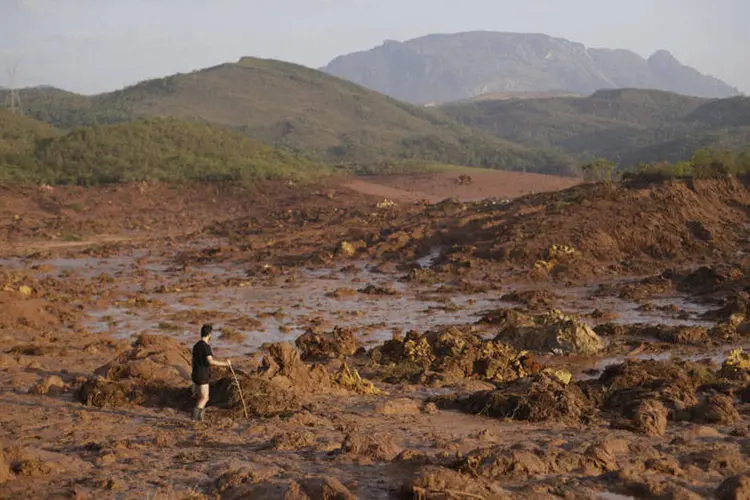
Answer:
(3, 173, 750, 499)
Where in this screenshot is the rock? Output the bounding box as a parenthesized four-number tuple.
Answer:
(341, 432, 401, 462)
(721, 348, 750, 380)
(632, 399, 668, 436)
(584, 441, 619, 473)
(690, 394, 740, 425)
(28, 375, 66, 396)
(451, 373, 594, 424)
(334, 362, 381, 395)
(337, 241, 357, 258)
(299, 477, 356, 500)
(295, 327, 361, 361)
(405, 466, 510, 499)
(495, 310, 605, 355)
(369, 326, 539, 385)
(717, 473, 750, 500)
(376, 398, 421, 415)
(422, 402, 439, 415)
(358, 284, 401, 296)
(93, 333, 191, 384)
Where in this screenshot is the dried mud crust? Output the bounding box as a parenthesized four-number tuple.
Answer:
(6, 177, 750, 499)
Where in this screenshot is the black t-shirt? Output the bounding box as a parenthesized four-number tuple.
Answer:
(191, 340, 213, 385)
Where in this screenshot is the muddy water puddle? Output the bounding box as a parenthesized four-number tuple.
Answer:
(4, 253, 723, 363)
(85, 263, 505, 355)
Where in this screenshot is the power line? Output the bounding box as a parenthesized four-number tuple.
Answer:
(4, 61, 24, 116)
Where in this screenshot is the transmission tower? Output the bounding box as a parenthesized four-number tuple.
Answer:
(4, 62, 23, 116)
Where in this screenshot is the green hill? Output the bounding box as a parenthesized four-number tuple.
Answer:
(440, 89, 750, 166)
(1, 57, 576, 175)
(0, 114, 329, 185)
(0, 108, 60, 180)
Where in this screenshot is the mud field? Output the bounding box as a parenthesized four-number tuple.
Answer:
(4, 175, 750, 499)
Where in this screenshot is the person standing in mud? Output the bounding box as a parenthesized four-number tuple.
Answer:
(191, 324, 231, 421)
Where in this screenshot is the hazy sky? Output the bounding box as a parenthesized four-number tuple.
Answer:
(1, 0, 748, 95)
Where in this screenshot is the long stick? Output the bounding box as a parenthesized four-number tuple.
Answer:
(228, 364, 249, 419)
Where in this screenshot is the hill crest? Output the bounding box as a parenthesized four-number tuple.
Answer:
(323, 31, 740, 104)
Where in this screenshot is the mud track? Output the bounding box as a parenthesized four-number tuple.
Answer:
(3, 175, 750, 499)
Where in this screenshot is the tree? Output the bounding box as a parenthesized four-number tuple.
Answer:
(581, 158, 617, 182)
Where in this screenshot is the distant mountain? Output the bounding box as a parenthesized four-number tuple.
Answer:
(440, 88, 750, 166)
(0, 57, 576, 175)
(322, 32, 740, 104)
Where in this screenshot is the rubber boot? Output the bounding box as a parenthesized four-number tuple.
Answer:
(192, 407, 202, 421)
(198, 408, 205, 422)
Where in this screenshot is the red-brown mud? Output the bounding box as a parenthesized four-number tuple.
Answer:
(4, 175, 750, 498)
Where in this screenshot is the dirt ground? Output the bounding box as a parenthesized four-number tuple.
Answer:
(344, 170, 580, 203)
(3, 173, 750, 499)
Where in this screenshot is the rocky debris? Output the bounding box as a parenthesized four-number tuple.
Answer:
(444, 373, 594, 424)
(405, 466, 510, 500)
(583, 440, 620, 474)
(77, 334, 193, 409)
(209, 373, 301, 418)
(333, 363, 381, 395)
(259, 342, 330, 389)
(28, 375, 66, 396)
(358, 284, 401, 296)
(298, 477, 356, 500)
(405, 267, 439, 284)
(478, 308, 536, 328)
(592, 359, 710, 420)
(336, 240, 365, 259)
(77, 339, 333, 416)
(689, 393, 741, 424)
(630, 399, 669, 436)
(268, 431, 317, 451)
(684, 444, 749, 476)
(295, 326, 361, 361)
(721, 348, 750, 381)
(717, 473, 750, 500)
(340, 432, 401, 462)
(676, 266, 732, 295)
(422, 402, 439, 415)
(220, 479, 311, 500)
(500, 289, 558, 309)
(595, 275, 673, 301)
(594, 323, 712, 345)
(369, 326, 539, 385)
(704, 291, 750, 322)
(494, 310, 605, 355)
(324, 288, 358, 299)
(92, 333, 191, 385)
(457, 444, 577, 481)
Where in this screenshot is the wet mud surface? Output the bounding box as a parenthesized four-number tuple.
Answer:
(4, 177, 750, 499)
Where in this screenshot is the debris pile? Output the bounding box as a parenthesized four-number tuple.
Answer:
(370, 326, 540, 385)
(494, 309, 605, 355)
(295, 326, 361, 361)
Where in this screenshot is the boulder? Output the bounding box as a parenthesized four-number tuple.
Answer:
(496, 310, 605, 355)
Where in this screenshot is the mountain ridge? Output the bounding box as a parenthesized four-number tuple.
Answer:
(0, 57, 577, 175)
(323, 31, 740, 104)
